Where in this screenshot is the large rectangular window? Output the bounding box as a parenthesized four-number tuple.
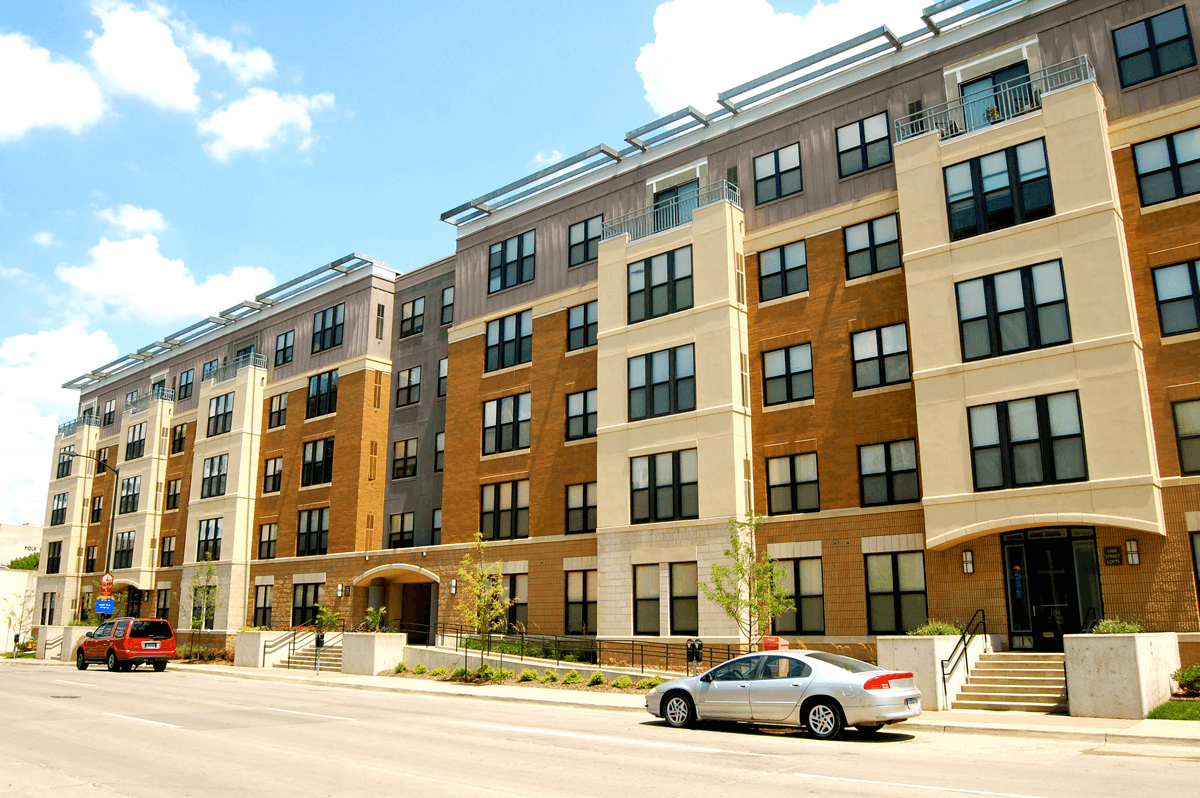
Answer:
(1114, 7, 1197, 88)
(437, 358, 448, 397)
(481, 480, 529, 540)
(670, 562, 699, 635)
(567, 301, 598, 350)
(399, 297, 425, 338)
(852, 323, 910, 390)
(263, 457, 282, 493)
(268, 393, 288, 428)
(90, 495, 103, 524)
(837, 112, 891, 178)
(297, 508, 329, 556)
(504, 574, 528, 632)
(489, 230, 536, 293)
(766, 453, 819, 515)
(631, 449, 698, 523)
(628, 344, 694, 421)
(957, 260, 1070, 361)
(165, 479, 181, 510)
(388, 512, 415, 549)
(156, 589, 170, 620)
(253, 585, 273, 627)
(125, 422, 146, 460)
(177, 369, 194, 400)
(207, 393, 234, 437)
(435, 432, 444, 472)
(202, 359, 218, 381)
(485, 310, 533, 372)
(759, 240, 806, 302)
(483, 393, 530, 454)
(441, 286, 454, 325)
(845, 214, 901, 279)
(113, 531, 134, 569)
(159, 536, 174, 567)
(171, 424, 186, 453)
(774, 557, 824, 634)
(628, 246, 693, 324)
(634, 564, 659, 635)
(50, 493, 68, 526)
(56, 445, 74, 478)
(1133, 126, 1200, 206)
(275, 331, 294, 366)
(258, 524, 277, 559)
(944, 139, 1053, 240)
(569, 216, 603, 267)
(1175, 400, 1200, 475)
(302, 437, 335, 486)
(566, 482, 597, 534)
(566, 389, 597, 441)
(392, 438, 417, 479)
(46, 541, 62, 574)
(859, 439, 919, 506)
(565, 570, 597, 635)
(292, 583, 322, 626)
(307, 370, 338, 418)
(396, 366, 421, 407)
(200, 454, 228, 498)
(196, 518, 221, 561)
(754, 143, 802, 204)
(119, 476, 141, 514)
(762, 343, 812, 406)
(968, 391, 1087, 491)
(40, 592, 56, 625)
(1153, 261, 1200, 336)
(311, 303, 344, 354)
(866, 551, 927, 634)
(102, 399, 116, 427)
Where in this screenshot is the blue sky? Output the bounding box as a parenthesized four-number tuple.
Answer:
(0, 0, 935, 524)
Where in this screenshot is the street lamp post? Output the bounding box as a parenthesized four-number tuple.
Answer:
(66, 450, 120, 618)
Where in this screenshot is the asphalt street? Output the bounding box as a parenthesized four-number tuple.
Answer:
(2, 661, 1198, 797)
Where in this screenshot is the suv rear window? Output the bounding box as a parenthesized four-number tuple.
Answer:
(129, 620, 173, 640)
(807, 651, 881, 673)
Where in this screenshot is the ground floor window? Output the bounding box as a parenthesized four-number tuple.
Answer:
(565, 570, 597, 635)
(634, 564, 659, 635)
(503, 574, 527, 632)
(865, 551, 926, 634)
(40, 592, 56, 625)
(774, 557, 824, 634)
(156, 589, 170, 620)
(292, 582, 322, 626)
(670, 562, 698, 635)
(255, 585, 273, 628)
(191, 585, 216, 630)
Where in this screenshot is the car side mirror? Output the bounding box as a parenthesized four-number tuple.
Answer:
(85, 632, 93, 638)
(700, 673, 712, 683)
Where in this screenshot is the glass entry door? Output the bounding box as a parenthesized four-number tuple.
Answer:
(1002, 528, 1101, 651)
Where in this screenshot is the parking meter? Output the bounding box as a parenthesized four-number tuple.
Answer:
(694, 639, 703, 671)
(315, 631, 325, 649)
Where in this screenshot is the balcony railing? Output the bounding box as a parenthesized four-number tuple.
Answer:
(127, 388, 176, 414)
(893, 55, 1095, 144)
(211, 351, 267, 385)
(57, 415, 102, 437)
(602, 179, 742, 243)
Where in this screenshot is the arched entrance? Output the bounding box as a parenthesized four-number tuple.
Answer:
(113, 579, 146, 618)
(352, 564, 440, 645)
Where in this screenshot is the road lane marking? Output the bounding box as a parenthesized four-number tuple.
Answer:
(103, 713, 179, 729)
(268, 707, 356, 721)
(456, 721, 784, 757)
(794, 773, 1046, 798)
(55, 680, 94, 687)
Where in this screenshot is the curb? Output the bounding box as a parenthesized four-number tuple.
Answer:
(903, 722, 1200, 749)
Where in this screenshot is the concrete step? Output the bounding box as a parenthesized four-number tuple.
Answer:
(969, 668, 1065, 680)
(978, 652, 1064, 663)
(953, 697, 1068, 712)
(973, 660, 1065, 671)
(960, 683, 1066, 695)
(968, 676, 1066, 688)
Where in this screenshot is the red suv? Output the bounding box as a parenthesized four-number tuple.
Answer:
(76, 617, 176, 672)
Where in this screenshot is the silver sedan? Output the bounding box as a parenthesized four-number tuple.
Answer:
(645, 650, 921, 739)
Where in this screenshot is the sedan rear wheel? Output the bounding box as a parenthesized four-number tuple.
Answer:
(805, 699, 843, 740)
(663, 693, 695, 728)
(106, 651, 119, 672)
(76, 650, 88, 670)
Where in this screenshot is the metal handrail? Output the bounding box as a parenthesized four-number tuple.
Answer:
(1081, 606, 1099, 633)
(57, 415, 102, 437)
(601, 179, 742, 242)
(894, 55, 1095, 144)
(126, 388, 176, 414)
(211, 352, 267, 385)
(941, 609, 986, 705)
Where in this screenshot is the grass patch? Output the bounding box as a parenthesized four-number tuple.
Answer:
(1148, 700, 1200, 720)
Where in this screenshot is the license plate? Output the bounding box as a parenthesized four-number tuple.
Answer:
(143, 641, 159, 649)
(906, 697, 919, 709)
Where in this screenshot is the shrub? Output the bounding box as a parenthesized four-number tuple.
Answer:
(1174, 665, 1200, 694)
(495, 668, 514, 681)
(636, 676, 663, 690)
(906, 620, 963, 636)
(393, 662, 408, 674)
(1092, 617, 1146, 634)
(540, 670, 558, 683)
(413, 663, 428, 675)
(475, 664, 495, 680)
(562, 669, 583, 685)
(176, 645, 233, 663)
(613, 675, 633, 689)
(587, 672, 606, 686)
(430, 666, 448, 677)
(518, 668, 539, 682)
(451, 666, 470, 678)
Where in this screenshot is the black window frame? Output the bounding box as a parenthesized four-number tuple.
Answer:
(399, 297, 425, 338)
(118, 476, 141, 514)
(944, 138, 1054, 241)
(50, 492, 68, 526)
(302, 437, 335, 486)
(851, 323, 910, 390)
(268, 393, 288, 429)
(165, 479, 181, 510)
(202, 359, 218, 381)
(1113, 7, 1198, 89)
(753, 142, 803, 204)
(437, 358, 448, 397)
(566, 389, 597, 441)
(258, 523, 277, 560)
(480, 479, 530, 540)
(159, 536, 174, 567)
(567, 300, 598, 351)
(631, 448, 698, 524)
(628, 246, 693, 324)
(274, 331, 294, 366)
(85, 545, 97, 572)
(113, 531, 134, 569)
(628, 344, 695, 421)
(171, 423, 186, 453)
(836, 111, 892, 178)
(504, 573, 528, 632)
(1152, 260, 1200, 336)
(90, 495, 103, 524)
(1174, 399, 1200, 475)
(392, 437, 417, 479)
(177, 369, 194, 400)
(102, 399, 116, 427)
(488, 230, 536, 293)
(207, 393, 234, 437)
(762, 342, 813, 406)
(56, 445, 74, 478)
(569, 215, 603, 266)
(253, 584, 272, 627)
(1132, 126, 1200, 206)
(865, 551, 927, 635)
(485, 310, 533, 372)
(125, 422, 146, 461)
(565, 569, 597, 635)
(844, 213, 901, 280)
(858, 439, 920, 507)
(46, 540, 62, 573)
(956, 260, 1071, 361)
(396, 366, 422, 408)
(388, 512, 415, 549)
(306, 370, 338, 418)
(311, 303, 345, 354)
(633, 564, 659, 636)
(263, 456, 282, 493)
(758, 239, 807, 302)
(200, 454, 228, 499)
(766, 452, 819, 515)
(968, 391, 1088, 491)
(566, 482, 597, 534)
(773, 557, 824, 635)
(441, 285, 454, 325)
(669, 562, 699, 636)
(434, 432, 444, 472)
(483, 393, 531, 455)
(292, 582, 322, 626)
(297, 507, 329, 556)
(196, 518, 221, 561)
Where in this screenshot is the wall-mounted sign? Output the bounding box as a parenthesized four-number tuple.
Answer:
(1104, 546, 1122, 566)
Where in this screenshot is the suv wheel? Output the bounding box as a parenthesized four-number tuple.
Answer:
(76, 650, 88, 670)
(106, 651, 120, 672)
(153, 661, 166, 672)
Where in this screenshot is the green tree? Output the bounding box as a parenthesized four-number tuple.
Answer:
(455, 533, 512, 665)
(700, 515, 795, 648)
(6, 552, 38, 570)
(187, 554, 223, 646)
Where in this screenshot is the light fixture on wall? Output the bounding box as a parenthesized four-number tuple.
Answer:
(962, 550, 974, 574)
(1125, 540, 1140, 566)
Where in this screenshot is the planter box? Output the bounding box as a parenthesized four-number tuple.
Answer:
(877, 634, 997, 710)
(341, 632, 409, 675)
(235, 630, 293, 668)
(35, 625, 65, 660)
(1064, 632, 1180, 719)
(59, 627, 92, 662)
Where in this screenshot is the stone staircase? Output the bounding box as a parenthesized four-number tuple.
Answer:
(952, 651, 1068, 713)
(272, 645, 343, 672)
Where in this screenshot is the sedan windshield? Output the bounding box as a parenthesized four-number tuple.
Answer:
(806, 651, 881, 673)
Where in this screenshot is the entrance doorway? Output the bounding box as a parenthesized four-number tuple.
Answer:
(1002, 528, 1102, 651)
(400, 583, 433, 645)
(125, 588, 143, 618)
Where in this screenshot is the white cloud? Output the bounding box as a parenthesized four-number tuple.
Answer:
(0, 266, 32, 280)
(31, 232, 57, 247)
(56, 234, 275, 323)
(90, 1, 200, 112)
(198, 88, 335, 162)
(636, 0, 928, 115)
(95, 204, 168, 234)
(187, 31, 276, 84)
(0, 33, 105, 142)
(532, 150, 564, 167)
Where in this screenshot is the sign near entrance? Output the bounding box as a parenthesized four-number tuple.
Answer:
(94, 597, 114, 614)
(99, 572, 114, 598)
(1103, 546, 1122, 566)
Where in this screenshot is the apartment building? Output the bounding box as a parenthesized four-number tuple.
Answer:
(35, 0, 1200, 658)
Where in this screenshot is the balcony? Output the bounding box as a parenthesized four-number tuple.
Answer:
(893, 55, 1095, 144)
(602, 180, 741, 243)
(211, 351, 267, 385)
(57, 415, 102, 437)
(127, 387, 176, 414)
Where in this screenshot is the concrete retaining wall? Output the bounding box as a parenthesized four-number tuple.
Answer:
(342, 633, 409, 675)
(877, 634, 998, 710)
(1064, 632, 1180, 719)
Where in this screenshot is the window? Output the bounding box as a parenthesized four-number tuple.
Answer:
(432, 508, 442, 545)
(263, 457, 282, 493)
(480, 480, 530, 540)
(569, 215, 603, 266)
(207, 393, 234, 437)
(113, 531, 134, 569)
(1175, 400, 1200, 475)
(774, 558, 824, 634)
(165, 479, 181, 510)
(126, 390, 138, 406)
(866, 551, 927, 634)
(388, 512, 415, 549)
(55, 446, 74, 478)
(90, 495, 103, 524)
(845, 214, 901, 279)
(837, 112, 891, 178)
(634, 564, 659, 635)
(631, 449, 698, 523)
(178, 369, 194, 400)
(275, 331, 294, 366)
(754, 143, 802, 204)
(653, 180, 699, 231)
(504, 574, 528, 632)
(200, 454, 228, 498)
(40, 592, 56, 626)
(196, 518, 221, 561)
(400, 297, 425, 338)
(852, 323, 909, 390)
(957, 260, 1070, 361)
(159, 536, 175, 567)
(102, 399, 116, 426)
(45, 541, 62, 574)
(960, 62, 1033, 131)
(485, 310, 533, 372)
(50, 493, 68, 526)
(125, 423, 146, 460)
(968, 391, 1087, 491)
(153, 590, 169, 620)
(762, 343, 813, 406)
(565, 570, 598, 635)
(628, 345, 694, 421)
(483, 393, 531, 454)
(235, 343, 254, 360)
(1153, 261, 1200, 336)
(292, 583, 322, 626)
(119, 476, 141, 514)
(258, 523, 277, 559)
(376, 304, 386, 339)
(767, 453, 819, 515)
(759, 240, 806, 302)
(628, 246, 693, 324)
(201, 359, 219, 381)
(268, 394, 288, 428)
(307, 370, 338, 417)
(441, 285, 454, 325)
(85, 545, 97, 573)
(437, 358, 448, 397)
(171, 424, 186, 453)
(567, 482, 597, 534)
(392, 438, 417, 479)
(253, 585, 273, 627)
(859, 439, 919, 506)
(567, 301, 598, 350)
(302, 437, 335, 486)
(435, 432, 444, 472)
(566, 389, 598, 440)
(97, 447, 109, 474)
(489, 230, 536, 293)
(396, 366, 421, 407)
(670, 562, 699, 635)
(297, 508, 329, 556)
(1134, 127, 1200, 206)
(945, 139, 1053, 240)
(311, 303, 345, 354)
(1114, 7, 1197, 88)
